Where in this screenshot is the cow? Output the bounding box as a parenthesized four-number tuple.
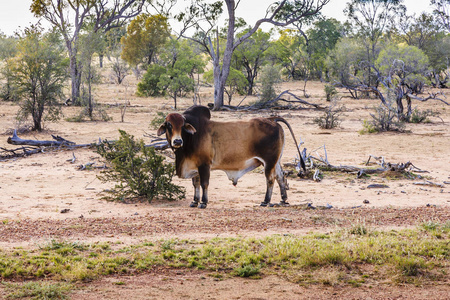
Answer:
(157, 105, 306, 208)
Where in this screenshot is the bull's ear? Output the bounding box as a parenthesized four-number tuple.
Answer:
(184, 123, 196, 135)
(157, 123, 166, 136)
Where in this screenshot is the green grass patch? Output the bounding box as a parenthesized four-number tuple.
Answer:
(0, 223, 449, 287)
(2, 281, 72, 299)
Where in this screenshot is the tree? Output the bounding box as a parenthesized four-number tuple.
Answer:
(376, 44, 429, 101)
(0, 33, 18, 101)
(204, 67, 248, 105)
(395, 12, 442, 50)
(121, 14, 170, 71)
(425, 35, 450, 88)
(232, 28, 272, 95)
(345, 0, 406, 87)
(392, 10, 447, 88)
(306, 17, 343, 80)
(164, 0, 329, 110)
(269, 29, 305, 80)
(334, 43, 448, 121)
(137, 65, 166, 97)
(137, 39, 206, 108)
(432, 0, 450, 32)
(9, 26, 68, 131)
(326, 37, 366, 97)
(31, 0, 144, 105)
(78, 29, 104, 119)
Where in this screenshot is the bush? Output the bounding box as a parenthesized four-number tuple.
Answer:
(408, 108, 440, 123)
(150, 111, 167, 129)
(360, 101, 405, 133)
(257, 65, 282, 103)
(324, 84, 337, 101)
(137, 64, 166, 97)
(313, 102, 345, 129)
(96, 130, 185, 202)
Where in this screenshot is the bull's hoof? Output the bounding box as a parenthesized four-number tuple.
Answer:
(260, 202, 269, 207)
(280, 201, 290, 206)
(189, 202, 198, 208)
(199, 203, 207, 209)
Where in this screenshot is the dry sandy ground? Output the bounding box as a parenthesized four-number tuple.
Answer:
(0, 79, 449, 298)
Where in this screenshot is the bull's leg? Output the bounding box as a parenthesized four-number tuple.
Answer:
(190, 176, 201, 207)
(198, 164, 210, 209)
(261, 166, 276, 207)
(275, 162, 289, 205)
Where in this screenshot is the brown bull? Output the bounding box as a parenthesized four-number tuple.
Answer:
(157, 106, 306, 208)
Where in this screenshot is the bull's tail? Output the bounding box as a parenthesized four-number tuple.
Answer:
(272, 117, 306, 173)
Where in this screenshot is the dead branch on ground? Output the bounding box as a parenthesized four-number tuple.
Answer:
(2, 130, 170, 160)
(287, 145, 427, 180)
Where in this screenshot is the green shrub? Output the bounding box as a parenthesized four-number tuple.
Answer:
(137, 64, 166, 97)
(324, 84, 337, 101)
(96, 130, 185, 202)
(408, 108, 439, 124)
(150, 111, 167, 130)
(234, 264, 260, 277)
(257, 65, 282, 103)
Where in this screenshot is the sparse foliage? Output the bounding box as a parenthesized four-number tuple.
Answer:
(361, 100, 405, 133)
(314, 101, 345, 129)
(408, 108, 440, 123)
(10, 26, 68, 131)
(111, 48, 129, 85)
(233, 28, 272, 95)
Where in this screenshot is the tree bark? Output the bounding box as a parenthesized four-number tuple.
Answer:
(7, 130, 77, 147)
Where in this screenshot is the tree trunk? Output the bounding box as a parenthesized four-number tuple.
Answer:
(88, 65, 93, 118)
(212, 1, 236, 111)
(70, 54, 82, 105)
(213, 58, 225, 110)
(99, 54, 104, 68)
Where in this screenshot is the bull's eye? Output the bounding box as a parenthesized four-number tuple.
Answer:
(166, 123, 172, 131)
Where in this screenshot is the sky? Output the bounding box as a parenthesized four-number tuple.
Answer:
(0, 0, 436, 37)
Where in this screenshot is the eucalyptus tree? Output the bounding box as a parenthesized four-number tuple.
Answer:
(30, 0, 144, 105)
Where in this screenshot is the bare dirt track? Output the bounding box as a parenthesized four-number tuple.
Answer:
(0, 79, 449, 299)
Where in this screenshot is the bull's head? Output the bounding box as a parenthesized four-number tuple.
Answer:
(157, 113, 196, 149)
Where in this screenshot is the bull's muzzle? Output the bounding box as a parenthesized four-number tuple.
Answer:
(172, 138, 183, 148)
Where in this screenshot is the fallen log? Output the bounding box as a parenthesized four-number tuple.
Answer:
(2, 130, 170, 160)
(7, 130, 89, 148)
